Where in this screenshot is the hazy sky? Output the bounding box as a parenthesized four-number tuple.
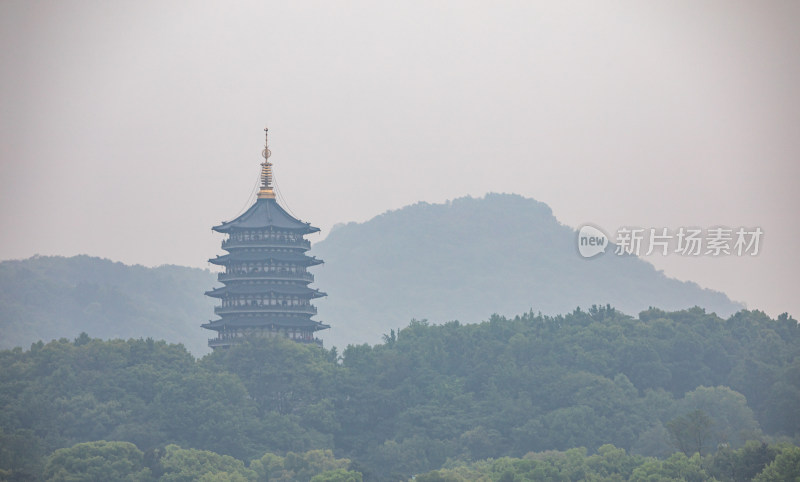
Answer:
(1, 1, 798, 319)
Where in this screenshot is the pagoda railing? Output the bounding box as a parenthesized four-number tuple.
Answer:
(209, 337, 234, 348)
(222, 238, 311, 250)
(214, 304, 318, 315)
(208, 336, 324, 348)
(218, 271, 314, 283)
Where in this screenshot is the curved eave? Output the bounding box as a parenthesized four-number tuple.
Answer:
(208, 252, 323, 267)
(214, 225, 319, 234)
(205, 285, 327, 299)
(212, 198, 319, 234)
(202, 318, 330, 331)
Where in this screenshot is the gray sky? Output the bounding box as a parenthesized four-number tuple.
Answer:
(1, 1, 798, 319)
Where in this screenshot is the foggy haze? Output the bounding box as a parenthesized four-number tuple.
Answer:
(1, 1, 798, 319)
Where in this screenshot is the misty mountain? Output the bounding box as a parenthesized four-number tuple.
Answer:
(0, 194, 742, 355)
(311, 193, 743, 348)
(0, 255, 216, 356)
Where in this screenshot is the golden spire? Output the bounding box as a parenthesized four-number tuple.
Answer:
(257, 127, 276, 199)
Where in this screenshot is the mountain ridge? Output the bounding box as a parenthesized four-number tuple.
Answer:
(0, 193, 743, 354)
(0, 254, 216, 355)
(310, 193, 742, 348)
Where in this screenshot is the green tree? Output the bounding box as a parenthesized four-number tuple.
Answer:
(753, 445, 800, 482)
(629, 452, 710, 482)
(310, 468, 363, 482)
(708, 441, 779, 482)
(41, 440, 152, 481)
(679, 386, 762, 449)
(248, 452, 284, 481)
(202, 337, 336, 417)
(156, 444, 256, 482)
(667, 409, 713, 456)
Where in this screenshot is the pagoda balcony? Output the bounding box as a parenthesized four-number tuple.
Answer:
(222, 238, 311, 250)
(218, 271, 314, 283)
(214, 304, 318, 315)
(208, 337, 233, 348)
(208, 336, 323, 348)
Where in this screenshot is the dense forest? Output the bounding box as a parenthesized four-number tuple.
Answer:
(2, 306, 798, 480)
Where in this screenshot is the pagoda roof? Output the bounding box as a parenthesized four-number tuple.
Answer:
(213, 198, 320, 234)
(202, 316, 330, 331)
(205, 284, 326, 298)
(208, 251, 323, 266)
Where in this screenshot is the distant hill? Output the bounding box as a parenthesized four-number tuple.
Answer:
(311, 193, 743, 348)
(0, 255, 216, 356)
(0, 194, 743, 354)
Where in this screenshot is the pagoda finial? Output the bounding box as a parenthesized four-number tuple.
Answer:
(258, 127, 276, 199)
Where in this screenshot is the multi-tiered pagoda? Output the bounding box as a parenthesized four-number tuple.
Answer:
(203, 129, 328, 349)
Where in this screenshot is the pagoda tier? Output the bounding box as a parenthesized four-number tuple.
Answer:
(203, 130, 328, 349)
(202, 316, 328, 330)
(208, 249, 323, 267)
(205, 283, 326, 299)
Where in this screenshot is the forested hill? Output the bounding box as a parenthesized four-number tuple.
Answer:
(0, 255, 216, 355)
(1, 307, 798, 480)
(0, 195, 744, 356)
(311, 193, 743, 348)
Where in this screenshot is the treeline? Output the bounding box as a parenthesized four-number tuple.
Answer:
(33, 443, 361, 481)
(415, 443, 800, 481)
(13, 439, 800, 481)
(1, 306, 799, 480)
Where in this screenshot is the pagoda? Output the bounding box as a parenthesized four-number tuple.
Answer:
(203, 129, 329, 349)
